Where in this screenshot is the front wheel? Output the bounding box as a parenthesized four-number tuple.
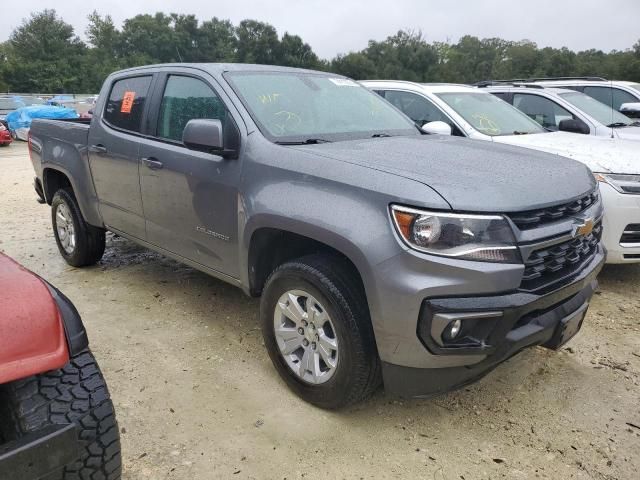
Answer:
(0, 351, 122, 479)
(51, 188, 105, 267)
(261, 254, 381, 409)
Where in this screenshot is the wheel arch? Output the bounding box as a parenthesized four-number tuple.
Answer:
(42, 166, 104, 228)
(245, 223, 371, 303)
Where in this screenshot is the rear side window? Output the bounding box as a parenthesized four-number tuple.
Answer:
(584, 86, 638, 111)
(157, 75, 226, 142)
(104, 76, 152, 133)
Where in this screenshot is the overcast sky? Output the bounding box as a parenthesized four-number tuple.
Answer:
(2, 0, 639, 59)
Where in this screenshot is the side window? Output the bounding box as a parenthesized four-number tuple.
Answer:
(612, 89, 638, 110)
(513, 93, 574, 130)
(583, 86, 636, 111)
(382, 90, 464, 136)
(104, 76, 152, 133)
(157, 75, 226, 142)
(383, 90, 447, 125)
(584, 86, 611, 107)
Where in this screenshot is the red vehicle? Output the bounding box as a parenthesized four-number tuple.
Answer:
(0, 253, 121, 479)
(0, 123, 11, 146)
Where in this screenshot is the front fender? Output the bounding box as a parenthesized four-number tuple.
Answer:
(0, 254, 87, 384)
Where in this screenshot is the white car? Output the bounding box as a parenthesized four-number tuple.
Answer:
(361, 80, 640, 264)
(517, 77, 640, 118)
(480, 84, 640, 140)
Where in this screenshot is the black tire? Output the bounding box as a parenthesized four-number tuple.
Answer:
(52, 188, 105, 267)
(261, 254, 381, 409)
(0, 351, 121, 480)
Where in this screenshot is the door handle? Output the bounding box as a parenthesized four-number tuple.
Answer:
(88, 144, 107, 154)
(142, 157, 164, 170)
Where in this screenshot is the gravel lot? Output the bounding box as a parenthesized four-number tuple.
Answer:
(1, 141, 639, 479)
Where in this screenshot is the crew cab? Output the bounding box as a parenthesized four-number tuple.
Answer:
(362, 80, 640, 264)
(28, 64, 604, 408)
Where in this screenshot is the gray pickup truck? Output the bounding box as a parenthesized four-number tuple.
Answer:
(29, 64, 605, 409)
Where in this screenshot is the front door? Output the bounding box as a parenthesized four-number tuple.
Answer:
(139, 73, 242, 277)
(88, 75, 154, 240)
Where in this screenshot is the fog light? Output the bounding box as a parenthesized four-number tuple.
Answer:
(446, 319, 462, 339)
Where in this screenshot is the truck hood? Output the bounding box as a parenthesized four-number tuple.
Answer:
(292, 135, 595, 212)
(494, 131, 640, 174)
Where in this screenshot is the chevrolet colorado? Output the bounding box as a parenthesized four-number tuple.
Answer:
(29, 64, 604, 408)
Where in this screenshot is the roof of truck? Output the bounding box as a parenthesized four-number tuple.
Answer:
(112, 63, 335, 77)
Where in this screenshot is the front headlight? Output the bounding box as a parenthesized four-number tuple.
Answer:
(594, 173, 640, 194)
(390, 205, 521, 263)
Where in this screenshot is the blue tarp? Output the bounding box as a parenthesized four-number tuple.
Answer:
(6, 105, 78, 131)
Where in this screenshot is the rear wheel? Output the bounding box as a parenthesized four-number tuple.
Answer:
(52, 188, 105, 267)
(261, 254, 381, 409)
(0, 351, 122, 479)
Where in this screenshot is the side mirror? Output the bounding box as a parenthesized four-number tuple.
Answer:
(620, 102, 640, 119)
(558, 118, 590, 135)
(421, 121, 452, 136)
(183, 119, 224, 153)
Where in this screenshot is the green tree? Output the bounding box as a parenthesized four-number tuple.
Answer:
(277, 33, 320, 68)
(198, 17, 237, 62)
(3, 10, 86, 92)
(235, 20, 280, 64)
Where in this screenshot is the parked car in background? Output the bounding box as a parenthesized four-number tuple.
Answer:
(0, 123, 12, 146)
(362, 81, 640, 264)
(0, 253, 121, 479)
(0, 97, 25, 122)
(27, 64, 604, 408)
(6, 105, 78, 141)
(479, 83, 640, 139)
(503, 77, 640, 118)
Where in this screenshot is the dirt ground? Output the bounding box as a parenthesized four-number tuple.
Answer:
(1, 141, 639, 480)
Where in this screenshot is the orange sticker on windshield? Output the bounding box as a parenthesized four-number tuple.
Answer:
(121, 91, 135, 114)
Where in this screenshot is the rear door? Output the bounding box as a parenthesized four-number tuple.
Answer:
(138, 70, 243, 277)
(88, 74, 155, 240)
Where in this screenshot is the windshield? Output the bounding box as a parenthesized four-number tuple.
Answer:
(560, 91, 633, 126)
(435, 92, 545, 136)
(225, 72, 418, 142)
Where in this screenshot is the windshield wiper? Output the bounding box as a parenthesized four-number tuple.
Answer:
(629, 121, 640, 127)
(371, 133, 392, 138)
(513, 131, 531, 135)
(275, 138, 332, 145)
(606, 122, 630, 128)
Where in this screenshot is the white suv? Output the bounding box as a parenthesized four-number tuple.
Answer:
(480, 84, 640, 140)
(518, 78, 640, 118)
(361, 80, 640, 263)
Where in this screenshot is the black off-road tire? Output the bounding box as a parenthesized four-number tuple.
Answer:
(261, 253, 381, 409)
(51, 188, 105, 267)
(0, 351, 122, 480)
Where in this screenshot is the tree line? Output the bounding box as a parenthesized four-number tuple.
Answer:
(1, 9, 639, 93)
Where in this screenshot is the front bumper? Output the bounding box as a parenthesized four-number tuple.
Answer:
(599, 182, 640, 263)
(0, 424, 79, 479)
(382, 245, 604, 398)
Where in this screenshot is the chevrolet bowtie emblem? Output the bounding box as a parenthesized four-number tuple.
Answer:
(573, 218, 594, 238)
